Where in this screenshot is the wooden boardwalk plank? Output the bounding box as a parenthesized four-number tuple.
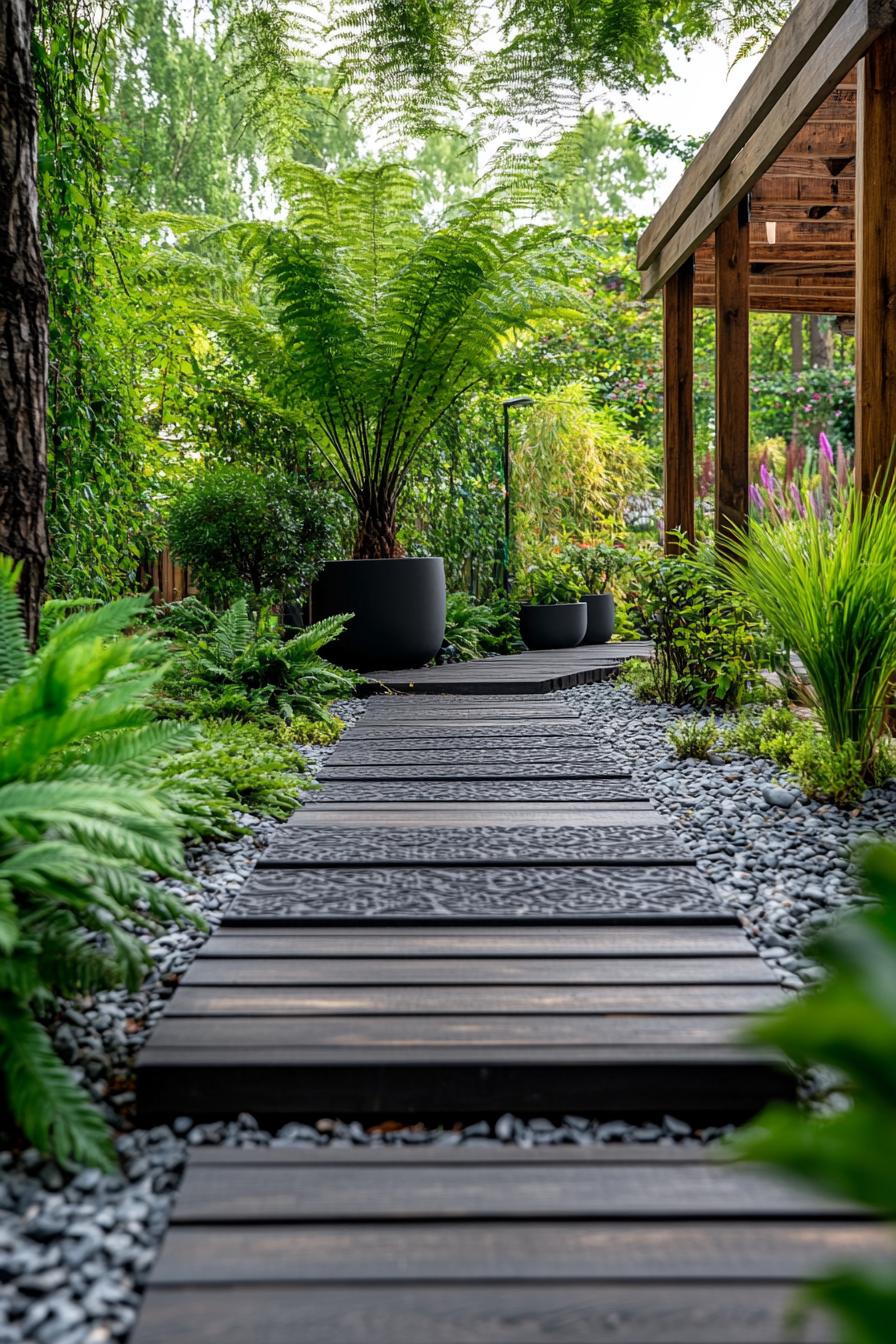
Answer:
(225, 864, 727, 922)
(182, 955, 777, 985)
(304, 780, 650, 802)
(170, 1156, 852, 1221)
(166, 984, 782, 1015)
(200, 926, 754, 954)
(286, 804, 660, 828)
(317, 761, 632, 780)
(259, 825, 691, 867)
(148, 1221, 891, 1284)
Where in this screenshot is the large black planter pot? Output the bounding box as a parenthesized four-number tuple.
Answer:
(582, 592, 615, 645)
(311, 557, 446, 671)
(519, 601, 587, 650)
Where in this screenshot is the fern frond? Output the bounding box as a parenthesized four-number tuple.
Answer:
(0, 1003, 116, 1171)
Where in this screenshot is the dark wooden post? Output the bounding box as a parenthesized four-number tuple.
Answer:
(663, 259, 695, 554)
(855, 30, 896, 497)
(714, 198, 751, 545)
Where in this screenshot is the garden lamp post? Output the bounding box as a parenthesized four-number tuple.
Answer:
(502, 396, 534, 593)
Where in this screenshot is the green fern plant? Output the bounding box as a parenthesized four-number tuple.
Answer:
(210, 163, 586, 557)
(0, 559, 204, 1170)
(158, 599, 360, 724)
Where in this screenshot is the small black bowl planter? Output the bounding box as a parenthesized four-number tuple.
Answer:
(582, 592, 615, 645)
(311, 557, 446, 671)
(519, 601, 587, 650)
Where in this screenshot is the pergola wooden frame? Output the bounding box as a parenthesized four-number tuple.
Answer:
(636, 0, 896, 551)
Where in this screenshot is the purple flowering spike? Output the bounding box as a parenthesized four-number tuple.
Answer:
(809, 491, 824, 519)
(789, 482, 807, 518)
(748, 483, 764, 511)
(836, 443, 849, 494)
(760, 462, 772, 490)
(819, 431, 833, 463)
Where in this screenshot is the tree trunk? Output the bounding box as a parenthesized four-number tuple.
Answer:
(0, 0, 49, 646)
(789, 313, 804, 449)
(790, 313, 804, 373)
(809, 314, 834, 368)
(353, 487, 403, 559)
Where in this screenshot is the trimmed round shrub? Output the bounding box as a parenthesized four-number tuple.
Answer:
(168, 465, 340, 608)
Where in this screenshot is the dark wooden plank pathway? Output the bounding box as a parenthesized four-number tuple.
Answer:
(132, 1148, 883, 1344)
(363, 640, 652, 694)
(138, 692, 794, 1122)
(133, 680, 878, 1343)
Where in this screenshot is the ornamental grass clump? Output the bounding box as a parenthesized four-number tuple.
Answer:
(720, 488, 896, 784)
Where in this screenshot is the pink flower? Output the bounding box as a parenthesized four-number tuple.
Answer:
(819, 432, 833, 463)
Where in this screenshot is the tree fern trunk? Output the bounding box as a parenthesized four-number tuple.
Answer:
(0, 0, 49, 646)
(354, 488, 402, 558)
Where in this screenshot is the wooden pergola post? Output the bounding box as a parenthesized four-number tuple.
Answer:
(663, 260, 695, 553)
(714, 198, 751, 544)
(855, 29, 896, 496)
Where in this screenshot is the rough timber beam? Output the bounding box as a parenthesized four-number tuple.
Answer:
(638, 0, 895, 298)
(855, 29, 896, 494)
(663, 262, 696, 554)
(638, 0, 857, 271)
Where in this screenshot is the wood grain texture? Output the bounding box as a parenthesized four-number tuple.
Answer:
(165, 984, 782, 1016)
(171, 1160, 851, 1221)
(855, 28, 896, 495)
(663, 262, 696, 551)
(182, 955, 777, 986)
(202, 926, 752, 956)
(148, 1221, 892, 1284)
(131, 1282, 840, 1344)
(715, 199, 751, 544)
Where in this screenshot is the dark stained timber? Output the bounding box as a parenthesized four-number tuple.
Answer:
(131, 1146, 877, 1344)
(304, 780, 648, 803)
(258, 825, 692, 868)
(226, 864, 724, 922)
(317, 761, 630, 780)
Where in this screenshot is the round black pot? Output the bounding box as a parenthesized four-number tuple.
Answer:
(581, 592, 615, 645)
(311, 557, 446, 671)
(519, 601, 587, 650)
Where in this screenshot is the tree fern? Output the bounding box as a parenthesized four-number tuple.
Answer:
(204, 164, 588, 557)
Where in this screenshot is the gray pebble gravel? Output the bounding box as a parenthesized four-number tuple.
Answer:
(4, 680, 892, 1342)
(564, 679, 896, 989)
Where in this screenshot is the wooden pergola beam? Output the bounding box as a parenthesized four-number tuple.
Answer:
(663, 262, 695, 554)
(638, 0, 857, 271)
(639, 0, 890, 297)
(855, 28, 896, 494)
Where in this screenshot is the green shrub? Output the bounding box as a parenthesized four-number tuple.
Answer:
(789, 736, 865, 808)
(167, 464, 340, 608)
(722, 705, 804, 760)
(733, 843, 896, 1342)
(156, 599, 360, 724)
(290, 714, 346, 746)
(522, 550, 583, 605)
(723, 706, 878, 806)
(667, 716, 718, 760)
(443, 592, 521, 660)
(628, 547, 769, 710)
(158, 720, 311, 820)
(0, 563, 202, 1170)
(721, 488, 896, 781)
